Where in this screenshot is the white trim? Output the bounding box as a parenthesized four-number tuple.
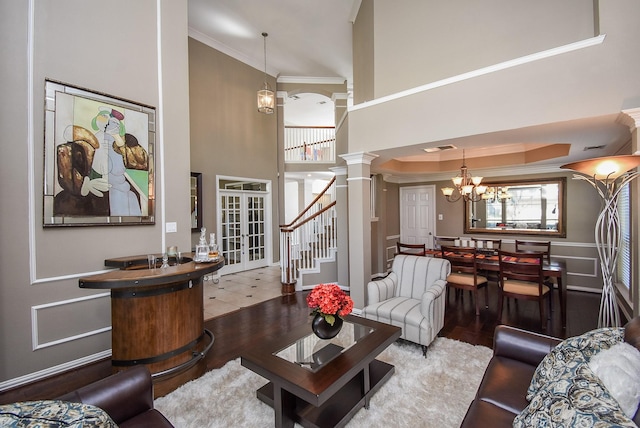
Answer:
(188, 28, 278, 77)
(157, 0, 167, 251)
(32, 293, 111, 350)
(350, 35, 606, 113)
(277, 76, 346, 85)
(28, 0, 36, 283)
(0, 350, 112, 392)
(31, 269, 115, 285)
(346, 177, 372, 182)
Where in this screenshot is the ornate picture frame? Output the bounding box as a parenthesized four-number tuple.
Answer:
(43, 80, 156, 227)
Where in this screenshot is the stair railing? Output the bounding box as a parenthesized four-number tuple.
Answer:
(280, 177, 337, 290)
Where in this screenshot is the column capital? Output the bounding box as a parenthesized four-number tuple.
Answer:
(617, 108, 640, 132)
(339, 152, 379, 166)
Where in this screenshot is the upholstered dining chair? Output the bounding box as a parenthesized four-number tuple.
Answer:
(514, 240, 559, 309)
(497, 250, 551, 330)
(396, 242, 426, 256)
(441, 245, 489, 316)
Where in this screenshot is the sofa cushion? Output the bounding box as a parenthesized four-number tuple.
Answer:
(474, 356, 536, 415)
(0, 400, 117, 427)
(460, 399, 518, 428)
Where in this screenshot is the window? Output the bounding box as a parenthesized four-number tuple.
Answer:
(617, 183, 631, 289)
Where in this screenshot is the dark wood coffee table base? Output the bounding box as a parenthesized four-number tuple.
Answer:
(256, 359, 394, 428)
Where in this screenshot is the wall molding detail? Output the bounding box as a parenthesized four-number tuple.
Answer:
(31, 293, 111, 351)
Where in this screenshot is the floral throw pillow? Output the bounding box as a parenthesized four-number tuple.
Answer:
(526, 327, 624, 401)
(514, 364, 636, 427)
(0, 400, 117, 427)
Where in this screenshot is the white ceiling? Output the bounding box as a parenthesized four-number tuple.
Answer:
(187, 1, 634, 180)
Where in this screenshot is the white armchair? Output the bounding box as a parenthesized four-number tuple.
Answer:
(362, 255, 451, 356)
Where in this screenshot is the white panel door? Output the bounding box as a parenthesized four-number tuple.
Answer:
(400, 185, 436, 248)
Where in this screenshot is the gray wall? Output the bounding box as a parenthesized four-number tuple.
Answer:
(188, 38, 280, 258)
(1, 0, 191, 384)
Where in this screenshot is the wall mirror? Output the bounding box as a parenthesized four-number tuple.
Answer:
(191, 172, 202, 232)
(464, 177, 566, 237)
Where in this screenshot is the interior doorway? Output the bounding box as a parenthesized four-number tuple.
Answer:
(217, 177, 271, 275)
(399, 185, 437, 249)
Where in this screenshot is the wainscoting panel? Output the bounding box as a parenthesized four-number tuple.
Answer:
(32, 293, 111, 350)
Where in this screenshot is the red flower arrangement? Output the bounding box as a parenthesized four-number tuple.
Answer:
(306, 283, 354, 326)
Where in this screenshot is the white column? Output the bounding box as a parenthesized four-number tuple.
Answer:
(339, 152, 379, 309)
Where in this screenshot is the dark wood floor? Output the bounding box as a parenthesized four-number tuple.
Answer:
(0, 285, 602, 404)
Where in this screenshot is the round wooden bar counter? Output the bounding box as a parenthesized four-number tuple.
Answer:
(79, 255, 224, 397)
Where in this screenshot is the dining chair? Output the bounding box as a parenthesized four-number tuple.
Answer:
(514, 240, 551, 262)
(434, 236, 458, 250)
(514, 240, 559, 308)
(396, 242, 426, 256)
(497, 249, 551, 330)
(441, 245, 489, 316)
(471, 238, 502, 283)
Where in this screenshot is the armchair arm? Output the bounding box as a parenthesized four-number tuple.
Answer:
(420, 279, 446, 317)
(58, 365, 154, 425)
(493, 324, 562, 367)
(366, 272, 397, 305)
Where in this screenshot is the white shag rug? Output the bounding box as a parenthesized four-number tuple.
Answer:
(155, 337, 493, 427)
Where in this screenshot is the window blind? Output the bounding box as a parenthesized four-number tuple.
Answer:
(617, 183, 631, 289)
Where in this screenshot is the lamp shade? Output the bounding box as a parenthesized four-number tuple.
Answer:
(561, 155, 640, 181)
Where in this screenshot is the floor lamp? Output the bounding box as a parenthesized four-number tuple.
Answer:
(561, 155, 640, 328)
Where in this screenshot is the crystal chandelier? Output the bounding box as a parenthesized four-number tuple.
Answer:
(257, 32, 274, 114)
(441, 150, 486, 202)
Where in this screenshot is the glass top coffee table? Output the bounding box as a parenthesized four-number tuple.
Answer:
(241, 315, 401, 428)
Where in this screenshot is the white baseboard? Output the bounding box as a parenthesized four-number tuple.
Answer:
(0, 350, 111, 392)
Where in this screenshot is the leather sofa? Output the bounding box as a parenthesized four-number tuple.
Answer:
(362, 254, 451, 356)
(461, 323, 640, 427)
(460, 325, 561, 426)
(58, 365, 174, 427)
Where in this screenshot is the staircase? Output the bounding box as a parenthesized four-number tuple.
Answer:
(280, 177, 337, 294)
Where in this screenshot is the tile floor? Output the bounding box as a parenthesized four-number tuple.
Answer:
(203, 265, 283, 320)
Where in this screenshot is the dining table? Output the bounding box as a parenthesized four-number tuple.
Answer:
(426, 249, 567, 329)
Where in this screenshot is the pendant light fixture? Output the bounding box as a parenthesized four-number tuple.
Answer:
(441, 150, 487, 202)
(257, 32, 274, 114)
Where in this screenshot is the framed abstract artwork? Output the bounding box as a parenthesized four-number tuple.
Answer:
(43, 80, 156, 227)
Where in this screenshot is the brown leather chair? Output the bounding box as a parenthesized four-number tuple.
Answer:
(497, 250, 551, 330)
(441, 245, 489, 316)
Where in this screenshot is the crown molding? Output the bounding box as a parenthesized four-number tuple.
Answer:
(277, 76, 346, 85)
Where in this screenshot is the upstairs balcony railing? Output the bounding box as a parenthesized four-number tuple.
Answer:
(284, 126, 335, 163)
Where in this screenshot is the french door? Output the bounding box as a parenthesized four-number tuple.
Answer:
(219, 190, 270, 274)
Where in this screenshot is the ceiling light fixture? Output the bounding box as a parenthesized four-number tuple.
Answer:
(257, 32, 274, 114)
(441, 150, 486, 202)
(481, 186, 511, 203)
(561, 154, 640, 328)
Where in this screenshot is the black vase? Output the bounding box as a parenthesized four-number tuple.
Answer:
(311, 313, 343, 339)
